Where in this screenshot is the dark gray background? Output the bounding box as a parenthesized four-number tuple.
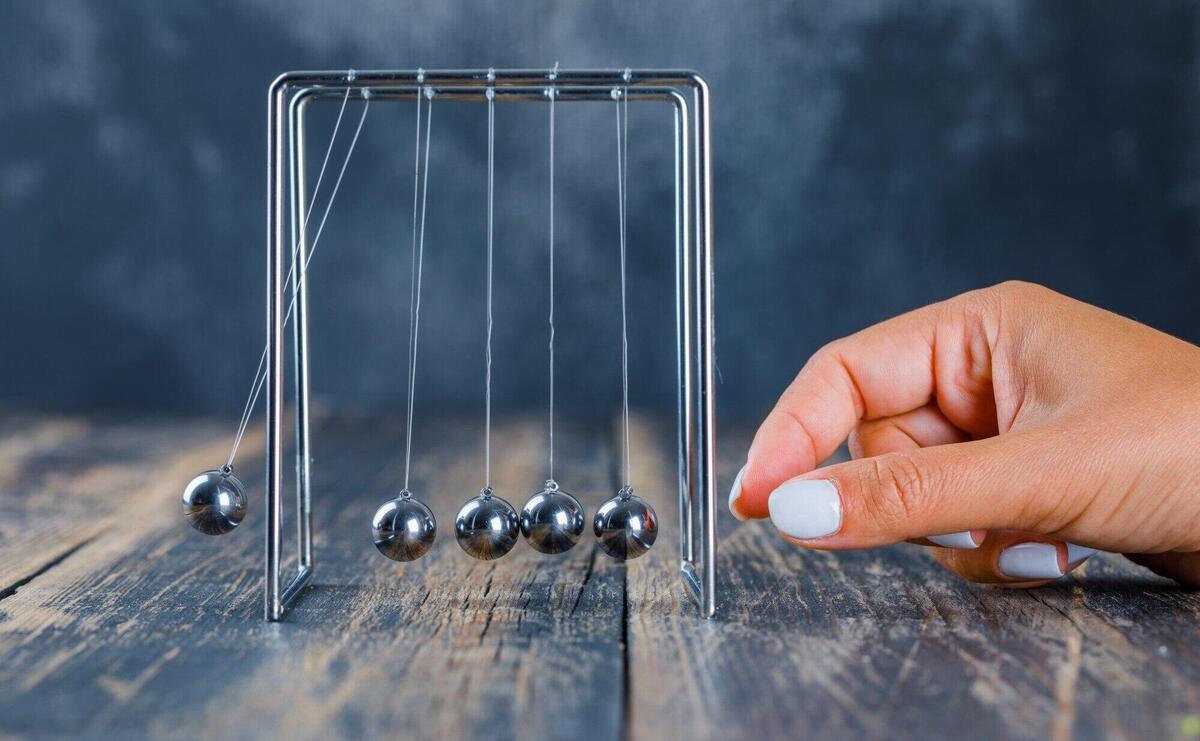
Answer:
(2, 1, 1196, 424)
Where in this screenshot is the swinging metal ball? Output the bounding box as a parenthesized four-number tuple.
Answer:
(455, 490, 520, 560)
(520, 484, 585, 555)
(371, 495, 437, 562)
(593, 488, 658, 560)
(182, 468, 247, 535)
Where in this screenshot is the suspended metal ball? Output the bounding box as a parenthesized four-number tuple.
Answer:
(520, 481, 585, 555)
(593, 487, 658, 560)
(182, 468, 247, 535)
(371, 494, 437, 562)
(455, 489, 519, 560)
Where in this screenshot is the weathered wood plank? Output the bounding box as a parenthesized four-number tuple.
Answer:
(626, 421, 1200, 741)
(4, 413, 1200, 741)
(0, 413, 625, 741)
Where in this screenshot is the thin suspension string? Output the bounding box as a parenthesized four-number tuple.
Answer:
(484, 85, 496, 492)
(615, 87, 632, 490)
(403, 88, 434, 494)
(547, 73, 557, 485)
(223, 86, 355, 472)
(225, 94, 371, 469)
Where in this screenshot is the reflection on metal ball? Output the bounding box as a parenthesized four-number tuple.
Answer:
(520, 483, 585, 555)
(371, 495, 437, 562)
(455, 490, 519, 560)
(593, 488, 658, 560)
(182, 468, 247, 535)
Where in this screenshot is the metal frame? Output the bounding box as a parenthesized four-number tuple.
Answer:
(264, 69, 716, 621)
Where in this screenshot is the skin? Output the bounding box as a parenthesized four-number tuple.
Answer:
(732, 281, 1200, 587)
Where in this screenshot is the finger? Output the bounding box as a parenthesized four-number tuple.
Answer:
(926, 530, 1096, 585)
(731, 287, 1004, 520)
(764, 428, 1085, 549)
(848, 403, 969, 461)
(849, 405, 985, 549)
(1124, 552, 1200, 587)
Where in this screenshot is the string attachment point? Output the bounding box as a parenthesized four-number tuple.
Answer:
(486, 67, 496, 83)
(618, 484, 634, 501)
(544, 479, 559, 492)
(480, 485, 494, 500)
(416, 67, 426, 84)
(622, 67, 632, 83)
(346, 68, 357, 82)
(610, 87, 622, 101)
(423, 85, 435, 101)
(360, 87, 372, 101)
(220, 463, 233, 476)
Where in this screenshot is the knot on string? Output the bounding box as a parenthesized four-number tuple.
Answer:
(549, 61, 560, 81)
(360, 87, 373, 101)
(423, 85, 435, 101)
(622, 67, 632, 83)
(486, 67, 496, 83)
(346, 68, 357, 82)
(619, 484, 634, 500)
(416, 67, 426, 84)
(544, 479, 559, 492)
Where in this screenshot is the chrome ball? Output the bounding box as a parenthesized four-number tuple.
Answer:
(455, 491, 520, 560)
(182, 468, 247, 535)
(371, 496, 437, 562)
(593, 489, 658, 560)
(520, 484, 585, 555)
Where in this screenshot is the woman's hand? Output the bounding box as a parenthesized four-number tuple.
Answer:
(728, 281, 1200, 586)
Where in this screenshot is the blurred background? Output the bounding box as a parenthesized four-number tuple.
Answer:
(1, 0, 1196, 426)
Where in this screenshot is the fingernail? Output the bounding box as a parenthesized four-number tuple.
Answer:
(998, 542, 1064, 580)
(1066, 543, 1098, 563)
(727, 465, 748, 521)
(927, 531, 980, 549)
(768, 479, 841, 540)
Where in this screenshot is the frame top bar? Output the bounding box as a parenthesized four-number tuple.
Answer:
(273, 68, 707, 91)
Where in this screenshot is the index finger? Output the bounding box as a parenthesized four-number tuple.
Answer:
(732, 289, 1001, 519)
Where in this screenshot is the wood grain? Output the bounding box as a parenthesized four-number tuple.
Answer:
(0, 413, 1198, 740)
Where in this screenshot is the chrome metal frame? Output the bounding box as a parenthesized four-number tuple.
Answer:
(265, 69, 716, 621)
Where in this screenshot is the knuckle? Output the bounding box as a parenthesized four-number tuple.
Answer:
(860, 452, 936, 532)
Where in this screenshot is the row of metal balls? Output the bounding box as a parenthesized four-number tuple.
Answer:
(182, 469, 657, 561)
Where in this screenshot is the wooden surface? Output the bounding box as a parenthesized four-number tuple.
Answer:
(1, 412, 1199, 741)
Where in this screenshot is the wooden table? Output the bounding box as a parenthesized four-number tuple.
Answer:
(0, 412, 1197, 740)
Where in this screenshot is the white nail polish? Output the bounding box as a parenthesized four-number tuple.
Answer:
(727, 465, 748, 521)
(998, 542, 1064, 580)
(927, 532, 979, 549)
(768, 480, 841, 540)
(1066, 543, 1098, 563)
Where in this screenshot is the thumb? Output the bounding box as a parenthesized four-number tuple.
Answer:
(765, 432, 1062, 549)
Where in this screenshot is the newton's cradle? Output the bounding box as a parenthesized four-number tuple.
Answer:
(181, 68, 717, 621)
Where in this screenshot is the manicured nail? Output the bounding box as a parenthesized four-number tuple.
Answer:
(768, 480, 841, 540)
(998, 542, 1064, 580)
(727, 465, 748, 521)
(1066, 543, 1098, 564)
(927, 531, 980, 549)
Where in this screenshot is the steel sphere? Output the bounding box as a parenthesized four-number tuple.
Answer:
(455, 492, 520, 560)
(520, 486, 585, 555)
(182, 469, 247, 535)
(371, 496, 437, 562)
(593, 490, 658, 560)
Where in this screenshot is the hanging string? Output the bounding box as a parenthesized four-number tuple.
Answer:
(224, 89, 371, 471)
(546, 64, 558, 488)
(402, 85, 434, 495)
(483, 79, 496, 494)
(614, 83, 632, 491)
